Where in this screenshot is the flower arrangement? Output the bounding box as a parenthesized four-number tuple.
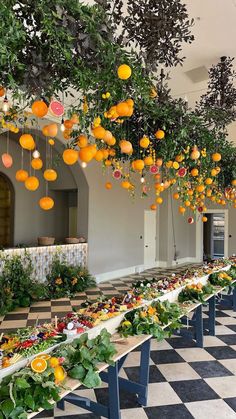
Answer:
(118, 300, 183, 341)
(178, 282, 215, 304)
(46, 254, 95, 299)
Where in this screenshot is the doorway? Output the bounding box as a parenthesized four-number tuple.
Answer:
(0, 173, 14, 247)
(144, 210, 157, 268)
(203, 211, 228, 260)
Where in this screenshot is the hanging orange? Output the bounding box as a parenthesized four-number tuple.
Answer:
(202, 216, 208, 222)
(173, 193, 179, 200)
(117, 64, 132, 80)
(42, 123, 58, 137)
(116, 102, 130, 117)
(31, 158, 43, 170)
(105, 182, 112, 190)
(232, 179, 236, 186)
(140, 136, 150, 148)
(79, 146, 94, 163)
(212, 152, 221, 162)
(64, 119, 74, 129)
(120, 140, 133, 154)
(106, 136, 116, 146)
(19, 134, 35, 150)
(92, 126, 106, 139)
(102, 149, 109, 159)
(121, 180, 131, 189)
(132, 159, 144, 171)
(2, 153, 13, 168)
(190, 146, 200, 160)
(15, 169, 28, 182)
(31, 101, 48, 118)
(31, 357, 47, 373)
(54, 366, 66, 383)
(63, 149, 78, 165)
(150, 204, 157, 211)
(103, 130, 113, 143)
(25, 176, 39, 191)
(191, 168, 199, 177)
(70, 113, 79, 124)
(77, 134, 88, 148)
(155, 129, 165, 140)
(94, 150, 104, 162)
(156, 197, 163, 204)
(39, 196, 54, 210)
(44, 169, 57, 181)
(126, 98, 134, 108)
(144, 156, 153, 166)
(156, 158, 163, 167)
(179, 206, 186, 214)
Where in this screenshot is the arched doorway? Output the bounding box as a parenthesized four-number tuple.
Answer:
(0, 173, 14, 247)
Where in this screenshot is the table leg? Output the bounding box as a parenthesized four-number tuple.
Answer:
(108, 362, 121, 419)
(233, 287, 236, 312)
(195, 305, 203, 347)
(137, 338, 151, 406)
(208, 295, 216, 336)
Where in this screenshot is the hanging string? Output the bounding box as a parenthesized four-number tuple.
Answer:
(21, 148, 24, 169)
(169, 188, 177, 262)
(6, 130, 9, 154)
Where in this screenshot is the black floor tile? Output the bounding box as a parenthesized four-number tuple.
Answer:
(29, 306, 52, 312)
(166, 337, 197, 349)
(224, 397, 236, 412)
(34, 409, 54, 418)
(57, 414, 100, 419)
(170, 379, 220, 403)
(150, 349, 185, 364)
(214, 310, 231, 317)
(189, 360, 233, 378)
(145, 404, 194, 419)
(205, 346, 236, 360)
(94, 387, 140, 409)
(217, 334, 236, 345)
(227, 325, 236, 332)
(27, 319, 52, 326)
(4, 313, 28, 320)
(51, 300, 70, 306)
(124, 365, 166, 384)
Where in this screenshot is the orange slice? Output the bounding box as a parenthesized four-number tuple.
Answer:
(31, 357, 47, 373)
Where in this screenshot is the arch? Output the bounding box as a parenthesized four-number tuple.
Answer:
(0, 172, 14, 247)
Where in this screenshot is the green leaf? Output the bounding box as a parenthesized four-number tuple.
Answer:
(69, 364, 86, 380)
(24, 394, 35, 410)
(0, 400, 14, 418)
(15, 378, 30, 389)
(83, 369, 101, 388)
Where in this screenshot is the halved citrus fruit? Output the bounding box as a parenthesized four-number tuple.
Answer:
(31, 357, 47, 373)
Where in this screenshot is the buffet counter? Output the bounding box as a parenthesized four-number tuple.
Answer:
(0, 243, 88, 282)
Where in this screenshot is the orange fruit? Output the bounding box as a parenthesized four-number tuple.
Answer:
(187, 189, 193, 196)
(25, 176, 39, 191)
(39, 196, 54, 210)
(231, 179, 236, 186)
(212, 152, 221, 162)
(63, 149, 78, 165)
(102, 149, 109, 159)
(173, 161, 179, 170)
(92, 126, 106, 139)
(175, 154, 184, 163)
(48, 139, 55, 146)
(166, 160, 173, 168)
(44, 169, 57, 181)
(211, 168, 217, 176)
(64, 119, 73, 129)
(116, 102, 130, 117)
(19, 134, 35, 150)
(106, 136, 116, 146)
(155, 183, 164, 192)
(156, 196, 163, 204)
(120, 140, 133, 154)
(150, 204, 157, 211)
(190, 146, 200, 160)
(121, 180, 131, 189)
(126, 98, 134, 108)
(140, 136, 150, 148)
(103, 130, 113, 143)
(77, 134, 88, 148)
(31, 357, 47, 373)
(173, 192, 179, 200)
(185, 200, 191, 207)
(206, 189, 212, 197)
(105, 182, 112, 190)
(144, 156, 154, 166)
(31, 158, 43, 170)
(31, 101, 48, 118)
(196, 184, 205, 193)
(179, 206, 186, 214)
(94, 150, 104, 162)
(78, 146, 94, 163)
(15, 169, 28, 182)
(205, 178, 213, 185)
(132, 159, 144, 171)
(191, 168, 199, 177)
(155, 129, 165, 140)
(156, 158, 163, 167)
(202, 216, 208, 222)
(70, 113, 79, 124)
(215, 166, 221, 174)
(117, 64, 132, 80)
(105, 159, 112, 166)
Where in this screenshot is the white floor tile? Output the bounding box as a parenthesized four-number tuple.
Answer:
(186, 399, 236, 419)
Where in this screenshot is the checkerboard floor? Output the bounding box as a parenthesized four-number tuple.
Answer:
(3, 263, 236, 418)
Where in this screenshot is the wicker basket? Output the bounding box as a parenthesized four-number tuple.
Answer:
(38, 237, 55, 246)
(65, 237, 80, 244)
